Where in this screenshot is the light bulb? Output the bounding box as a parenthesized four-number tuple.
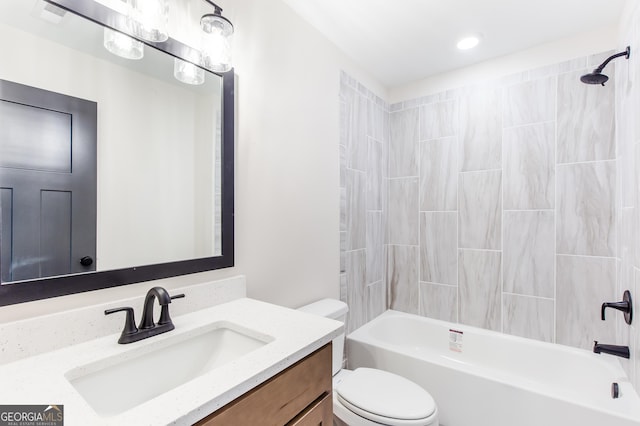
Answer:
(130, 0, 169, 42)
(174, 58, 205, 85)
(103, 27, 144, 60)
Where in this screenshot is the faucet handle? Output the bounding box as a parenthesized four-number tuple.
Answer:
(105, 307, 139, 343)
(601, 290, 633, 324)
(158, 293, 185, 326)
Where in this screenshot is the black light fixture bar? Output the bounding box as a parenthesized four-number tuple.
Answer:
(44, 0, 230, 75)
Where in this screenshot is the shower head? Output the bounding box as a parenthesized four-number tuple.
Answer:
(580, 72, 609, 85)
(580, 46, 630, 86)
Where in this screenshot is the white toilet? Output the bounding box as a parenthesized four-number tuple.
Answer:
(298, 299, 439, 426)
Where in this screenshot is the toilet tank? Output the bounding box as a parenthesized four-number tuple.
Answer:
(297, 299, 348, 376)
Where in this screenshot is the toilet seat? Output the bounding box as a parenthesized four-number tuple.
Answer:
(335, 368, 437, 426)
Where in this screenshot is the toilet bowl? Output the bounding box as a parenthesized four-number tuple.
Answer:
(298, 299, 439, 426)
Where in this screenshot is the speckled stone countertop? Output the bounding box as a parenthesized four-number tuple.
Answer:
(0, 298, 342, 425)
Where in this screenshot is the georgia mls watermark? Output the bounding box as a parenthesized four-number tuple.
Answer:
(0, 405, 63, 426)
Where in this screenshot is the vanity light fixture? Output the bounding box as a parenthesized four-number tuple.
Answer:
(103, 27, 144, 60)
(102, 0, 234, 72)
(200, 0, 234, 72)
(457, 35, 480, 50)
(129, 0, 170, 42)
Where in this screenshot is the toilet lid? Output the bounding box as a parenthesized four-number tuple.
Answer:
(336, 368, 436, 424)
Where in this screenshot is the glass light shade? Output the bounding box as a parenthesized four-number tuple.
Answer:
(174, 58, 205, 85)
(103, 27, 144, 60)
(201, 13, 233, 73)
(200, 13, 233, 37)
(130, 0, 169, 42)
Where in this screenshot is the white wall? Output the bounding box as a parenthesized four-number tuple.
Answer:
(219, 0, 386, 308)
(390, 25, 619, 103)
(0, 0, 384, 321)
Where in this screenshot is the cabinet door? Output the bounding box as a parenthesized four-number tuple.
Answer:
(197, 343, 332, 426)
(287, 393, 332, 426)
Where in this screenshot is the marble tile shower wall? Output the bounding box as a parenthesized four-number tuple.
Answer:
(339, 72, 389, 333)
(617, 0, 640, 391)
(387, 51, 625, 354)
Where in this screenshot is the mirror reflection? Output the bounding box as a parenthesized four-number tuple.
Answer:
(0, 0, 223, 284)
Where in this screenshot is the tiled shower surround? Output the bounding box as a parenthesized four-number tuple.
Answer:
(386, 55, 620, 348)
(339, 74, 389, 334)
(341, 16, 640, 386)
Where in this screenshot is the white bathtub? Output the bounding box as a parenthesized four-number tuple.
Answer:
(346, 310, 640, 426)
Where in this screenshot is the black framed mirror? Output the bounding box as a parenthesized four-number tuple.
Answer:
(0, 0, 234, 306)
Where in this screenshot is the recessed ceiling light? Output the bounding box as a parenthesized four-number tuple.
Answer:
(457, 36, 480, 50)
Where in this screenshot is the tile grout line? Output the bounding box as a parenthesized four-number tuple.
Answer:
(386, 100, 391, 311)
(556, 159, 617, 167)
(364, 93, 369, 323)
(459, 168, 503, 174)
(457, 247, 503, 253)
(501, 102, 505, 335)
(553, 75, 558, 345)
(502, 292, 556, 302)
(502, 119, 556, 131)
(503, 209, 555, 212)
(556, 253, 618, 260)
(456, 97, 461, 325)
(417, 104, 423, 316)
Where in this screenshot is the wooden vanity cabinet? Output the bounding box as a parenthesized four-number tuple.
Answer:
(196, 343, 333, 426)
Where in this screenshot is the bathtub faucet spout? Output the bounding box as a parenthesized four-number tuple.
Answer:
(593, 341, 630, 359)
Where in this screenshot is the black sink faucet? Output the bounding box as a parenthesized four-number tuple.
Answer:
(593, 341, 630, 359)
(105, 286, 185, 344)
(140, 286, 173, 329)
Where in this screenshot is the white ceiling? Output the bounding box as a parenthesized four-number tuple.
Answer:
(282, 0, 628, 88)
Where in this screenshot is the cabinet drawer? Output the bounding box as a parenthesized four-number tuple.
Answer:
(287, 393, 332, 426)
(197, 343, 332, 425)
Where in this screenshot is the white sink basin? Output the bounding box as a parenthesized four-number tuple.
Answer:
(66, 322, 272, 417)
